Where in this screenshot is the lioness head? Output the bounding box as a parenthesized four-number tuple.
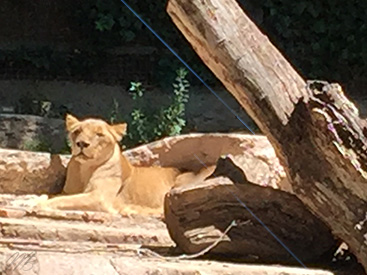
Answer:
(65, 114, 127, 164)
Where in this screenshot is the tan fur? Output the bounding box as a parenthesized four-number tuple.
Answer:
(35, 114, 215, 216)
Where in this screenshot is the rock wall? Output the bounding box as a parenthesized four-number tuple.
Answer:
(0, 133, 288, 195)
(0, 114, 66, 152)
(0, 80, 257, 136)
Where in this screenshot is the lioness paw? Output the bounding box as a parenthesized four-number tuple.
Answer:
(31, 195, 52, 212)
(28, 194, 49, 208)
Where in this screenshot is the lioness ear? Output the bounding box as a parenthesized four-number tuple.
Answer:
(111, 123, 127, 141)
(65, 114, 80, 132)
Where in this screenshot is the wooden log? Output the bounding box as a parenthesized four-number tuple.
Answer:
(167, 0, 367, 269)
(164, 156, 338, 264)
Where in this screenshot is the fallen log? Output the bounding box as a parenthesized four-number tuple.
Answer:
(164, 156, 338, 264)
(167, 0, 367, 269)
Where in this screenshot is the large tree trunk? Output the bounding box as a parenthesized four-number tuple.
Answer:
(167, 0, 367, 270)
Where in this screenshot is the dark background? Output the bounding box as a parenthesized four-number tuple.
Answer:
(1, 0, 366, 93)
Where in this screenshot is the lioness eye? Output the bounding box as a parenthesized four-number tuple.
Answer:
(71, 129, 81, 137)
(96, 133, 104, 137)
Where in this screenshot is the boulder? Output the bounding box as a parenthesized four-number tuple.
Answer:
(0, 114, 66, 153)
(0, 150, 68, 194)
(0, 135, 363, 274)
(126, 133, 291, 191)
(0, 133, 289, 194)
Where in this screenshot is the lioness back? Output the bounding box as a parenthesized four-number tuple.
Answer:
(117, 166, 180, 210)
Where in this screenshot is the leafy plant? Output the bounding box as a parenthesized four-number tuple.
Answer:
(22, 136, 71, 154)
(15, 92, 71, 119)
(58, 138, 72, 154)
(156, 68, 189, 136)
(81, 0, 367, 93)
(95, 13, 115, 31)
(22, 138, 52, 153)
(76, 1, 218, 86)
(122, 68, 190, 148)
(239, 0, 367, 85)
(109, 98, 122, 124)
(15, 89, 53, 117)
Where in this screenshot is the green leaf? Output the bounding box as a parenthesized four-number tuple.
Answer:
(118, 16, 126, 27)
(95, 14, 115, 31)
(133, 20, 142, 30)
(314, 21, 326, 33)
(294, 2, 307, 15)
(123, 30, 136, 42)
(312, 42, 321, 51)
(307, 4, 320, 18)
(270, 8, 277, 16)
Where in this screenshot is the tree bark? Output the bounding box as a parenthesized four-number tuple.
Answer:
(167, 0, 367, 269)
(164, 156, 337, 264)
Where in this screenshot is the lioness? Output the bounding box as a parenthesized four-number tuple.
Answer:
(35, 114, 214, 216)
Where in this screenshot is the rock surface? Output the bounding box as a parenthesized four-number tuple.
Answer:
(0, 194, 339, 275)
(0, 249, 335, 275)
(0, 150, 68, 194)
(0, 135, 364, 274)
(0, 114, 66, 153)
(121, 133, 289, 191)
(0, 133, 290, 194)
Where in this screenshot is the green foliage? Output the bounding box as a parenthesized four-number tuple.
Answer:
(3, 1, 367, 95)
(22, 138, 52, 153)
(78, 0, 367, 91)
(17, 99, 52, 117)
(122, 68, 190, 148)
(15, 90, 72, 119)
(242, 0, 367, 83)
(95, 13, 115, 31)
(77, 1, 217, 86)
(22, 136, 71, 154)
(1, 46, 105, 85)
(156, 68, 190, 136)
(58, 138, 72, 154)
(109, 98, 122, 124)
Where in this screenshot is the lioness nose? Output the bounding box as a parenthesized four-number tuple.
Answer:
(76, 141, 90, 149)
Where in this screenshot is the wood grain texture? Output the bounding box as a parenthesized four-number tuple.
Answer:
(164, 157, 337, 264)
(167, 0, 367, 269)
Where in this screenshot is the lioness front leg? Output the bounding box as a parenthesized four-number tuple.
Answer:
(34, 192, 117, 213)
